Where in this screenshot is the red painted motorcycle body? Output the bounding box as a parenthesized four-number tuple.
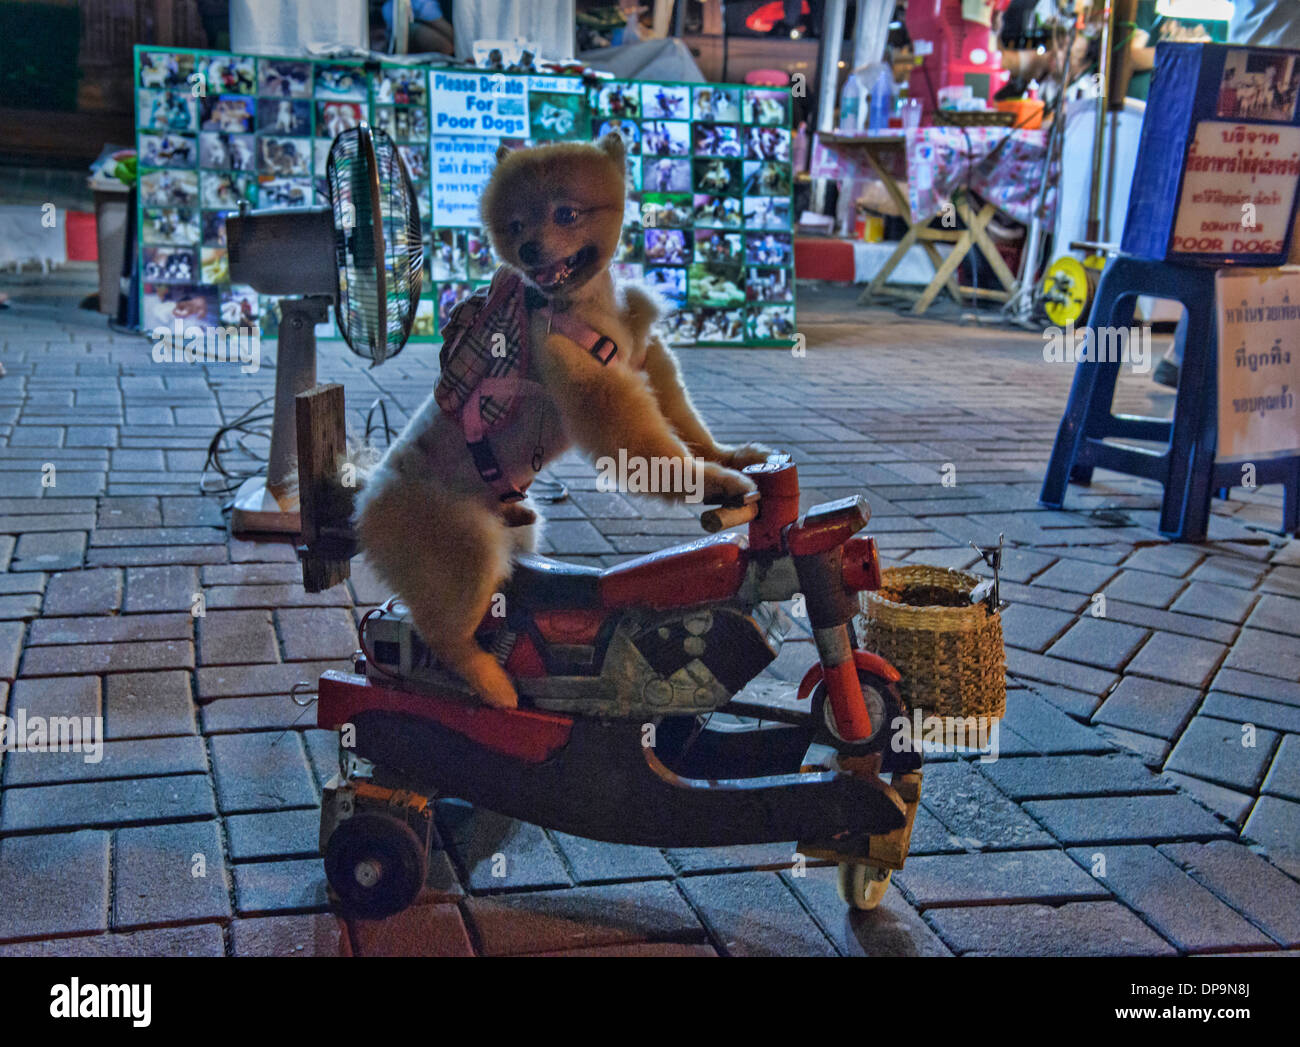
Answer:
(314, 457, 923, 917)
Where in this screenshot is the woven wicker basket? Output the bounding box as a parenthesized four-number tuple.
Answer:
(858, 565, 1006, 720)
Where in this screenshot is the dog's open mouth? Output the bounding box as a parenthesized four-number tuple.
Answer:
(529, 245, 597, 291)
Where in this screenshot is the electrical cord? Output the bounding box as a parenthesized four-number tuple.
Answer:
(201, 391, 401, 501)
(200, 394, 276, 497)
(363, 396, 397, 446)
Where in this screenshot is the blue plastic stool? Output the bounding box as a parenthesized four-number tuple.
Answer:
(1037, 256, 1299, 541)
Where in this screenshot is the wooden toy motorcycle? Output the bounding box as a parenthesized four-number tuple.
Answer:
(295, 388, 923, 920)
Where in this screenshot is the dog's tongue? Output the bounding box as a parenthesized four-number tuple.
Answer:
(534, 259, 568, 287)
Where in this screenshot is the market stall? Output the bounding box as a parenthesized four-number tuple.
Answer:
(814, 123, 1053, 314)
(797, 0, 1175, 322)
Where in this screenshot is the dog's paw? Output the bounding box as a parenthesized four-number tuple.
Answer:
(723, 442, 779, 470)
(477, 681, 519, 710)
(465, 652, 519, 709)
(500, 503, 537, 528)
(701, 461, 758, 504)
(452, 649, 519, 709)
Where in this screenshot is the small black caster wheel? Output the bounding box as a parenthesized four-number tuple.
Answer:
(324, 812, 427, 919)
(810, 669, 904, 757)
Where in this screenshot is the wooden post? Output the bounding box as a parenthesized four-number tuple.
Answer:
(651, 0, 672, 39)
(295, 383, 355, 592)
(701, 0, 722, 35)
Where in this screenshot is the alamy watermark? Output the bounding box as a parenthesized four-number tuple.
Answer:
(50, 979, 150, 1027)
(595, 449, 705, 502)
(0, 709, 103, 764)
(151, 319, 261, 374)
(1043, 322, 1151, 374)
(891, 709, 1000, 763)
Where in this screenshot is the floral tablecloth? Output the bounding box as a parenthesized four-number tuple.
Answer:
(906, 126, 1056, 228)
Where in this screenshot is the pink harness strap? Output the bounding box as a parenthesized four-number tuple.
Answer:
(459, 376, 544, 502)
(549, 310, 619, 365)
(454, 282, 620, 505)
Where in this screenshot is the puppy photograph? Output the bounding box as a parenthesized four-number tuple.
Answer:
(354, 133, 769, 709)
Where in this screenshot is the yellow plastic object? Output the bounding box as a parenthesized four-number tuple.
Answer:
(1041, 255, 1102, 327)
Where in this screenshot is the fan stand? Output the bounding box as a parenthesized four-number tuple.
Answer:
(230, 295, 332, 536)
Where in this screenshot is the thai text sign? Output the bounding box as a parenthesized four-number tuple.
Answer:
(1174, 122, 1300, 257)
(432, 137, 498, 226)
(1215, 268, 1300, 462)
(1122, 43, 1300, 265)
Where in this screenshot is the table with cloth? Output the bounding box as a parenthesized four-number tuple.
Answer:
(820, 126, 1055, 314)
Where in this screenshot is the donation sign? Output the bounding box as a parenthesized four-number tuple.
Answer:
(1215, 268, 1300, 462)
(1173, 122, 1300, 257)
(432, 137, 499, 226)
(428, 70, 529, 137)
(1122, 43, 1300, 264)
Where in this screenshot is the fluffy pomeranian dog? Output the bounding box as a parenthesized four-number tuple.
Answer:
(355, 133, 769, 709)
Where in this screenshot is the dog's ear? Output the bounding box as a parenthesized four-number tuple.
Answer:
(495, 142, 514, 163)
(596, 131, 626, 170)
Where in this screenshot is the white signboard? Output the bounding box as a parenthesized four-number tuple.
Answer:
(1173, 121, 1300, 256)
(432, 137, 499, 226)
(428, 69, 529, 137)
(1215, 268, 1300, 462)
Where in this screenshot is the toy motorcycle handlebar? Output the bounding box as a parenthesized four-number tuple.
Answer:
(700, 489, 760, 533)
(699, 453, 791, 533)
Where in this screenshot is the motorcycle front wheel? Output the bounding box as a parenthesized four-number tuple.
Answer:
(809, 669, 905, 757)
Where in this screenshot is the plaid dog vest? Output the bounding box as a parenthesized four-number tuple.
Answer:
(434, 266, 619, 504)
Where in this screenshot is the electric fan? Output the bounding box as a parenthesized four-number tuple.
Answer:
(224, 123, 422, 533)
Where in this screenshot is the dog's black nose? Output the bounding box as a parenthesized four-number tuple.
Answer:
(519, 241, 541, 265)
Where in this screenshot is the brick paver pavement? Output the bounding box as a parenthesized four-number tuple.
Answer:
(1, 287, 1298, 956)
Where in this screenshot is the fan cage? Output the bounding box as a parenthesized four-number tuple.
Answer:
(327, 124, 423, 364)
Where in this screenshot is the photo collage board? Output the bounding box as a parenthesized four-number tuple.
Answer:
(133, 46, 797, 346)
